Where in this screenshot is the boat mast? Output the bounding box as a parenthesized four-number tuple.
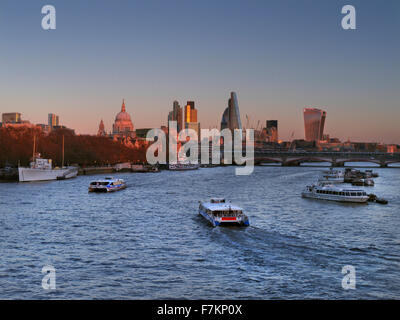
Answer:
(62, 135, 64, 168)
(32, 135, 36, 161)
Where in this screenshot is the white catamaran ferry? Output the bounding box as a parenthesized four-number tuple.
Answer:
(198, 198, 250, 227)
(88, 177, 127, 192)
(302, 183, 369, 203)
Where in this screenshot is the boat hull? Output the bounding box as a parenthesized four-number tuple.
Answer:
(18, 166, 78, 182)
(301, 192, 368, 203)
(88, 184, 126, 193)
(169, 164, 199, 171)
(198, 208, 250, 227)
(319, 178, 344, 184)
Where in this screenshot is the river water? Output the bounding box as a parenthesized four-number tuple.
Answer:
(0, 165, 399, 299)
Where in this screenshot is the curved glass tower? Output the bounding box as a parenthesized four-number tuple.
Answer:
(303, 108, 326, 142)
(220, 92, 242, 131)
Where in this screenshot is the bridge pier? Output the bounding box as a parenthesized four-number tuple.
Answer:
(331, 161, 344, 167)
(282, 161, 300, 167)
(380, 162, 388, 168)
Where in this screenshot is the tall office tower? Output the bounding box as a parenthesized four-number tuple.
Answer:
(168, 100, 183, 133)
(48, 113, 60, 127)
(220, 92, 242, 131)
(303, 108, 326, 142)
(184, 101, 197, 123)
(184, 122, 200, 141)
(266, 120, 278, 142)
(2, 112, 22, 124)
(184, 101, 199, 139)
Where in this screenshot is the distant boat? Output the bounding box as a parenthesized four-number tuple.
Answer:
(351, 178, 374, 187)
(131, 164, 159, 172)
(88, 177, 126, 192)
(302, 183, 369, 203)
(198, 198, 250, 227)
(168, 163, 199, 171)
(18, 135, 78, 182)
(365, 169, 379, 178)
(319, 168, 344, 184)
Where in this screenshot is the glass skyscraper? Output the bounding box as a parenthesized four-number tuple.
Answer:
(220, 92, 242, 131)
(303, 108, 326, 142)
(48, 113, 59, 128)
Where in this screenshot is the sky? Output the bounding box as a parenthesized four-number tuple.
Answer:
(0, 0, 399, 143)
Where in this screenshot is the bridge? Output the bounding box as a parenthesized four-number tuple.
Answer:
(253, 150, 400, 167)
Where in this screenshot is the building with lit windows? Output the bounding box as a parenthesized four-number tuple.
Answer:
(184, 101, 199, 140)
(48, 113, 59, 128)
(2, 112, 22, 124)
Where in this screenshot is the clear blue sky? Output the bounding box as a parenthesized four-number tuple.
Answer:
(0, 0, 399, 143)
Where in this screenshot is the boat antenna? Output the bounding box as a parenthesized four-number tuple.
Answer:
(33, 134, 36, 161)
(62, 134, 65, 168)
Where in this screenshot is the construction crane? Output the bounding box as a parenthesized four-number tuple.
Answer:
(288, 131, 295, 151)
(255, 120, 261, 141)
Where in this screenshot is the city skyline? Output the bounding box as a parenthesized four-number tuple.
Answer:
(0, 0, 399, 143)
(2, 95, 400, 145)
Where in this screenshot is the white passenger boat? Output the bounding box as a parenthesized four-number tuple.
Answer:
(302, 183, 369, 203)
(18, 156, 78, 182)
(198, 198, 250, 227)
(88, 177, 127, 192)
(319, 169, 344, 184)
(18, 135, 78, 182)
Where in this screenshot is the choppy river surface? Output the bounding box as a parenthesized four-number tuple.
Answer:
(1, 165, 399, 299)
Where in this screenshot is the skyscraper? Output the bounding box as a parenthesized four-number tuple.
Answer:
(303, 108, 326, 142)
(220, 92, 242, 131)
(184, 101, 199, 139)
(184, 101, 197, 123)
(48, 113, 59, 127)
(266, 120, 278, 142)
(168, 100, 183, 133)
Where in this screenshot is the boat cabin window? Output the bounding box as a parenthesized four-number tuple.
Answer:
(210, 198, 225, 203)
